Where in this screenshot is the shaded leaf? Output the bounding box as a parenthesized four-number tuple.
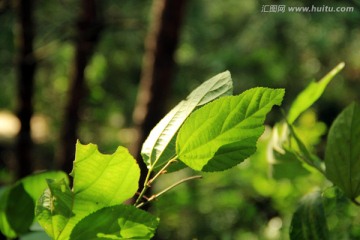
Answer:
(290, 191, 329, 240)
(141, 71, 233, 172)
(177, 87, 284, 172)
(0, 187, 17, 238)
(286, 122, 325, 174)
(36, 142, 140, 240)
(6, 183, 34, 234)
(271, 148, 310, 180)
(267, 122, 310, 179)
(287, 62, 344, 124)
(20, 231, 51, 240)
(325, 102, 360, 199)
(70, 205, 159, 240)
(0, 171, 68, 238)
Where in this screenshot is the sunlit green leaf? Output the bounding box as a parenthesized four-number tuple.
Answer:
(290, 191, 329, 240)
(70, 205, 159, 240)
(141, 71, 233, 172)
(287, 62, 344, 124)
(325, 102, 360, 199)
(177, 87, 284, 172)
(36, 142, 140, 240)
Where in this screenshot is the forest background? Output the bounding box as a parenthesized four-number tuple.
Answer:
(1, 0, 360, 239)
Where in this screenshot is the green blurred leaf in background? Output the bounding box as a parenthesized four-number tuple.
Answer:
(290, 191, 329, 240)
(325, 102, 360, 200)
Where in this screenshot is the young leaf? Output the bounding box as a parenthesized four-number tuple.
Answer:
(287, 62, 344, 124)
(176, 87, 284, 172)
(70, 205, 159, 240)
(141, 71, 233, 172)
(325, 102, 360, 200)
(290, 191, 329, 240)
(36, 142, 140, 240)
(0, 171, 68, 238)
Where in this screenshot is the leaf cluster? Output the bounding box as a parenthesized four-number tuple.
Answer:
(0, 71, 284, 239)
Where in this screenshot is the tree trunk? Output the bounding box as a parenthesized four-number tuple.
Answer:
(131, 0, 187, 203)
(15, 0, 36, 179)
(56, 0, 103, 173)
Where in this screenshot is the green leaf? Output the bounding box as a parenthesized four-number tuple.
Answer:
(6, 183, 34, 234)
(176, 87, 284, 172)
(141, 71, 233, 172)
(286, 122, 325, 174)
(21, 171, 69, 202)
(20, 231, 52, 240)
(287, 62, 344, 124)
(36, 141, 140, 240)
(325, 102, 360, 199)
(271, 148, 310, 180)
(0, 171, 68, 238)
(267, 122, 310, 180)
(36, 179, 73, 239)
(70, 205, 159, 240)
(290, 191, 329, 240)
(0, 186, 17, 238)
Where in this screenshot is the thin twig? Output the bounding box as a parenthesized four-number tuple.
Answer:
(134, 168, 153, 206)
(134, 156, 178, 206)
(147, 158, 178, 186)
(136, 175, 202, 208)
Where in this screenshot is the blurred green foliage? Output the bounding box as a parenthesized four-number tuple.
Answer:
(1, 0, 360, 239)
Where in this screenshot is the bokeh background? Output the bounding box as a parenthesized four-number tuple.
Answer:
(1, 0, 360, 239)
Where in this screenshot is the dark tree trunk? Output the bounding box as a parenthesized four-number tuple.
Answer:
(131, 0, 187, 203)
(15, 0, 36, 179)
(56, 0, 103, 173)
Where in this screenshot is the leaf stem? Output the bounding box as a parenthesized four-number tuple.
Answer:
(147, 158, 178, 186)
(134, 167, 153, 206)
(134, 156, 178, 206)
(136, 175, 202, 208)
